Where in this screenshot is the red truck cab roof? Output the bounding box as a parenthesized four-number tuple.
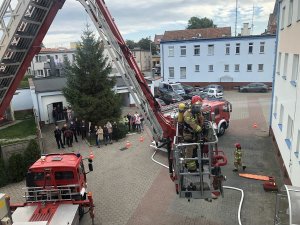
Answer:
(30, 153, 82, 170)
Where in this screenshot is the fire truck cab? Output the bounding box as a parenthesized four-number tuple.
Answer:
(202, 99, 232, 136)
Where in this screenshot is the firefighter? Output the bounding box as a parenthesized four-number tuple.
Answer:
(54, 126, 64, 149)
(183, 95, 204, 171)
(233, 143, 246, 172)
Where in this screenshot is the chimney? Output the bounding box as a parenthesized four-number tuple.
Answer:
(241, 23, 251, 36)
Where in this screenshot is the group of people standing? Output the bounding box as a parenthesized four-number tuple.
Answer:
(124, 112, 144, 133)
(52, 106, 73, 123)
(54, 117, 120, 149)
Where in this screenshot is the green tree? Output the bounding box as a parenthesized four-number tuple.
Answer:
(63, 26, 121, 124)
(23, 139, 40, 170)
(0, 158, 8, 187)
(8, 154, 26, 182)
(126, 40, 137, 49)
(187, 17, 216, 29)
(137, 38, 157, 55)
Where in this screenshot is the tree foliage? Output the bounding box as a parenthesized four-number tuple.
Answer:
(126, 38, 157, 55)
(23, 139, 40, 170)
(63, 26, 121, 124)
(0, 158, 8, 187)
(8, 154, 26, 182)
(187, 17, 216, 29)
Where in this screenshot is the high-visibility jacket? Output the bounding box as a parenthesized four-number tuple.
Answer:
(234, 148, 242, 161)
(183, 110, 202, 133)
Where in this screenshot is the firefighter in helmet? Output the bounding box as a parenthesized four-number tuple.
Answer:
(183, 95, 204, 171)
(233, 143, 246, 172)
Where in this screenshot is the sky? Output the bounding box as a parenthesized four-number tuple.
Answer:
(7, 0, 276, 48)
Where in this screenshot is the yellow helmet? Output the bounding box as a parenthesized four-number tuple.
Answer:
(178, 103, 185, 111)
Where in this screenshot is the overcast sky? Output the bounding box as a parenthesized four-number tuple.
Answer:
(40, 0, 276, 48)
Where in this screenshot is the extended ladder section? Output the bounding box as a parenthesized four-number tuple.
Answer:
(173, 121, 226, 200)
(0, 0, 65, 116)
(78, 0, 164, 141)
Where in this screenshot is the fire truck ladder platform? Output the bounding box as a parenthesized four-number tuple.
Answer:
(173, 121, 222, 200)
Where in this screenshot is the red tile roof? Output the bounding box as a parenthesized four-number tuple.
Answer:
(154, 34, 164, 45)
(39, 47, 75, 53)
(162, 27, 231, 41)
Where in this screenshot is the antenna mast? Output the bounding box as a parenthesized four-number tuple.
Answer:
(235, 0, 238, 36)
(251, 4, 255, 34)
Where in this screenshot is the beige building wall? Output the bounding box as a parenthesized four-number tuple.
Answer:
(271, 0, 300, 186)
(132, 48, 151, 72)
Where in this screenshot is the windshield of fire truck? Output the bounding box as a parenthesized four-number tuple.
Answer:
(31, 171, 74, 180)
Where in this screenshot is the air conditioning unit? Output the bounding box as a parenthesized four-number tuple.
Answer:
(1, 217, 12, 225)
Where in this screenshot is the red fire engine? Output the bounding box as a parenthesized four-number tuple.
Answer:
(0, 0, 228, 217)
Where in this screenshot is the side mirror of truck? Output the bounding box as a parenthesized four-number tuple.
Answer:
(88, 158, 93, 172)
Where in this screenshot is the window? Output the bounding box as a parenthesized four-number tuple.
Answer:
(180, 67, 186, 79)
(55, 171, 74, 180)
(180, 46, 186, 56)
(288, 0, 293, 25)
(283, 53, 289, 76)
(194, 45, 200, 55)
(224, 64, 229, 72)
(234, 64, 240, 72)
(274, 96, 278, 118)
(35, 55, 41, 62)
(236, 43, 240, 54)
(277, 52, 282, 75)
(195, 65, 200, 72)
(225, 44, 230, 55)
(168, 46, 174, 57)
(208, 65, 214, 72)
(258, 64, 264, 71)
(248, 42, 253, 54)
(279, 104, 284, 130)
(247, 64, 252, 72)
(208, 44, 214, 56)
(281, 6, 286, 29)
(259, 42, 265, 53)
(291, 54, 299, 84)
(169, 67, 174, 79)
(286, 116, 294, 149)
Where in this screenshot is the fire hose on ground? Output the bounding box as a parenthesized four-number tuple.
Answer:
(151, 150, 244, 225)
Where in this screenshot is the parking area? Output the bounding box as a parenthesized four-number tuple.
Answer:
(0, 91, 283, 225)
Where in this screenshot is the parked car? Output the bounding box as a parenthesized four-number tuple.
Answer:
(158, 82, 186, 96)
(155, 98, 166, 107)
(207, 88, 224, 98)
(181, 84, 194, 94)
(239, 83, 268, 93)
(160, 92, 184, 105)
(185, 91, 208, 100)
(204, 84, 224, 91)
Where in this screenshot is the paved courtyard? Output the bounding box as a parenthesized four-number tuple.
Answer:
(0, 91, 283, 225)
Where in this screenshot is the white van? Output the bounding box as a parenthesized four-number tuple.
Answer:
(207, 88, 223, 98)
(159, 82, 185, 95)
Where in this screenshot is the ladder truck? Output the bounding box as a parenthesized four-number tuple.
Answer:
(0, 0, 227, 202)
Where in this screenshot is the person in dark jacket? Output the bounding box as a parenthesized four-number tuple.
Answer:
(63, 107, 68, 122)
(126, 113, 131, 131)
(103, 125, 109, 145)
(65, 128, 73, 147)
(81, 120, 87, 139)
(61, 123, 68, 145)
(70, 121, 78, 142)
(112, 122, 119, 141)
(75, 118, 81, 135)
(54, 126, 64, 149)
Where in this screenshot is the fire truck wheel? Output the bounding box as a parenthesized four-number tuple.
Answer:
(218, 124, 226, 136)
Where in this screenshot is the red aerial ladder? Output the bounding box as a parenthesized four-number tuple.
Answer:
(0, 0, 227, 202)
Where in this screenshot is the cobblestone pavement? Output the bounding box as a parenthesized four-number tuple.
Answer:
(0, 91, 283, 225)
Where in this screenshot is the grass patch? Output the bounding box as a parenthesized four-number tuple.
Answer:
(0, 118, 36, 140)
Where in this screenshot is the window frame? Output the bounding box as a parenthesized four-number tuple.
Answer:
(258, 64, 264, 72)
(248, 42, 253, 54)
(236, 43, 240, 54)
(194, 45, 200, 56)
(225, 44, 230, 55)
(224, 64, 229, 72)
(168, 67, 175, 79)
(291, 54, 299, 85)
(259, 42, 265, 54)
(180, 67, 187, 79)
(195, 65, 200, 72)
(208, 65, 214, 72)
(281, 6, 286, 29)
(234, 64, 240, 72)
(247, 64, 252, 72)
(288, 0, 293, 26)
(208, 44, 214, 56)
(180, 46, 186, 56)
(168, 46, 174, 57)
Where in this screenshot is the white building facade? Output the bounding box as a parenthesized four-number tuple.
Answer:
(271, 0, 300, 186)
(160, 35, 276, 88)
(27, 48, 76, 78)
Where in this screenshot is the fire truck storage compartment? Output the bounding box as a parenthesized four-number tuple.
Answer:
(12, 204, 79, 225)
